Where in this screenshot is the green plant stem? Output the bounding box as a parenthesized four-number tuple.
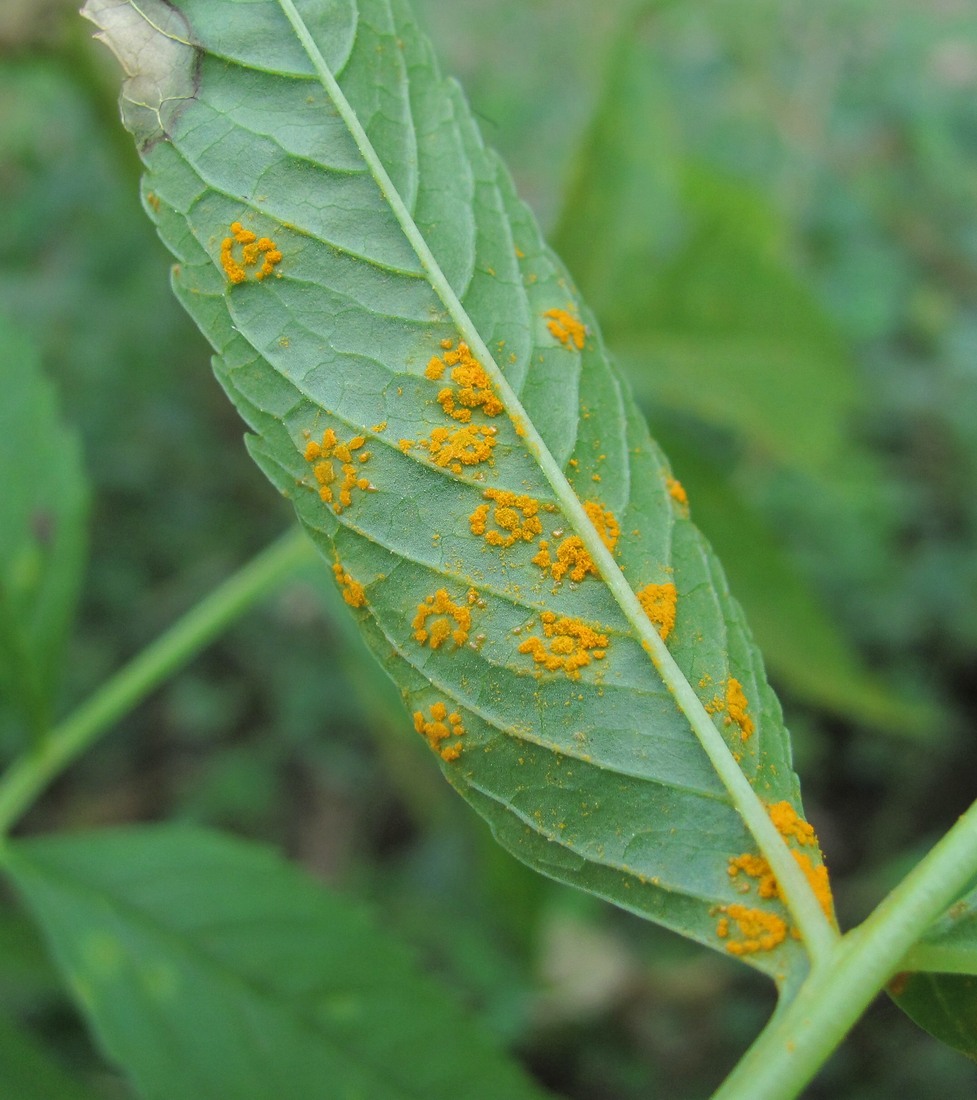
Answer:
(275, 0, 838, 967)
(714, 795, 977, 1100)
(0, 529, 315, 836)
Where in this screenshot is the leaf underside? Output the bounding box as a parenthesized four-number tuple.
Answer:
(85, 0, 829, 981)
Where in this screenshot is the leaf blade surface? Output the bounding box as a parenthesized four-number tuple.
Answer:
(84, 0, 835, 979)
(3, 826, 550, 1100)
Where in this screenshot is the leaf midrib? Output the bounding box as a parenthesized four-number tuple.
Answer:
(271, 0, 837, 963)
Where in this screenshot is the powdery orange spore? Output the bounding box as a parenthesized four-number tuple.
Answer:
(768, 800, 818, 847)
(666, 476, 688, 507)
(303, 428, 373, 514)
(426, 341, 504, 421)
(220, 221, 282, 284)
(332, 562, 366, 609)
(413, 590, 473, 650)
(716, 905, 788, 956)
(544, 308, 586, 350)
(417, 424, 497, 474)
(518, 611, 608, 679)
(469, 489, 550, 548)
(637, 583, 677, 641)
(726, 678, 755, 740)
(532, 502, 619, 584)
(706, 677, 755, 741)
(727, 803, 834, 921)
(414, 701, 466, 762)
(728, 853, 779, 900)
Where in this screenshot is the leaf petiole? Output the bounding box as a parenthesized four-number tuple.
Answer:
(0, 529, 315, 836)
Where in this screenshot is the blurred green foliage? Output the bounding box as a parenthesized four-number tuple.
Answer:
(1, 0, 977, 1095)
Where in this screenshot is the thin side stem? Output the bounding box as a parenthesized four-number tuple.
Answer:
(0, 529, 314, 836)
(714, 795, 977, 1100)
(275, 0, 837, 964)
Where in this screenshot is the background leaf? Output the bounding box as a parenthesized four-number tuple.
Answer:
(0, 1008, 107, 1100)
(0, 314, 88, 736)
(891, 973, 977, 1064)
(83, 0, 832, 981)
(552, 15, 936, 736)
(2, 826, 550, 1100)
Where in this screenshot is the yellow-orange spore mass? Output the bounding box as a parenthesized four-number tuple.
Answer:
(469, 489, 547, 547)
(768, 800, 817, 847)
(583, 501, 620, 552)
(413, 700, 466, 762)
(425, 341, 504, 421)
(728, 802, 835, 922)
(302, 428, 372, 514)
(413, 590, 473, 650)
(728, 853, 779, 900)
(332, 562, 366, 609)
(637, 583, 677, 641)
(726, 677, 755, 740)
(716, 905, 788, 956)
(532, 537, 595, 583)
(417, 424, 496, 474)
(220, 221, 282, 284)
(544, 307, 586, 350)
(533, 502, 619, 583)
(666, 476, 688, 507)
(768, 801, 834, 918)
(706, 677, 755, 741)
(518, 611, 608, 679)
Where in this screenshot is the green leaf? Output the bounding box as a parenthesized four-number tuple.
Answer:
(83, 0, 837, 979)
(890, 885, 977, 1060)
(0, 314, 89, 735)
(0, 1008, 106, 1100)
(552, 18, 859, 476)
(891, 973, 977, 1063)
(2, 826, 550, 1100)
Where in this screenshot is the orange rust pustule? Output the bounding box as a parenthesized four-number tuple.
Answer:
(706, 677, 755, 741)
(416, 424, 497, 475)
(716, 904, 788, 956)
(469, 489, 549, 547)
(637, 583, 677, 641)
(303, 428, 372, 514)
(412, 589, 473, 650)
(533, 502, 620, 584)
(414, 700, 466, 762)
(544, 307, 586, 350)
(426, 340, 504, 421)
(727, 802, 835, 922)
(332, 562, 366, 608)
(518, 611, 608, 679)
(665, 475, 688, 507)
(220, 220, 282, 284)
